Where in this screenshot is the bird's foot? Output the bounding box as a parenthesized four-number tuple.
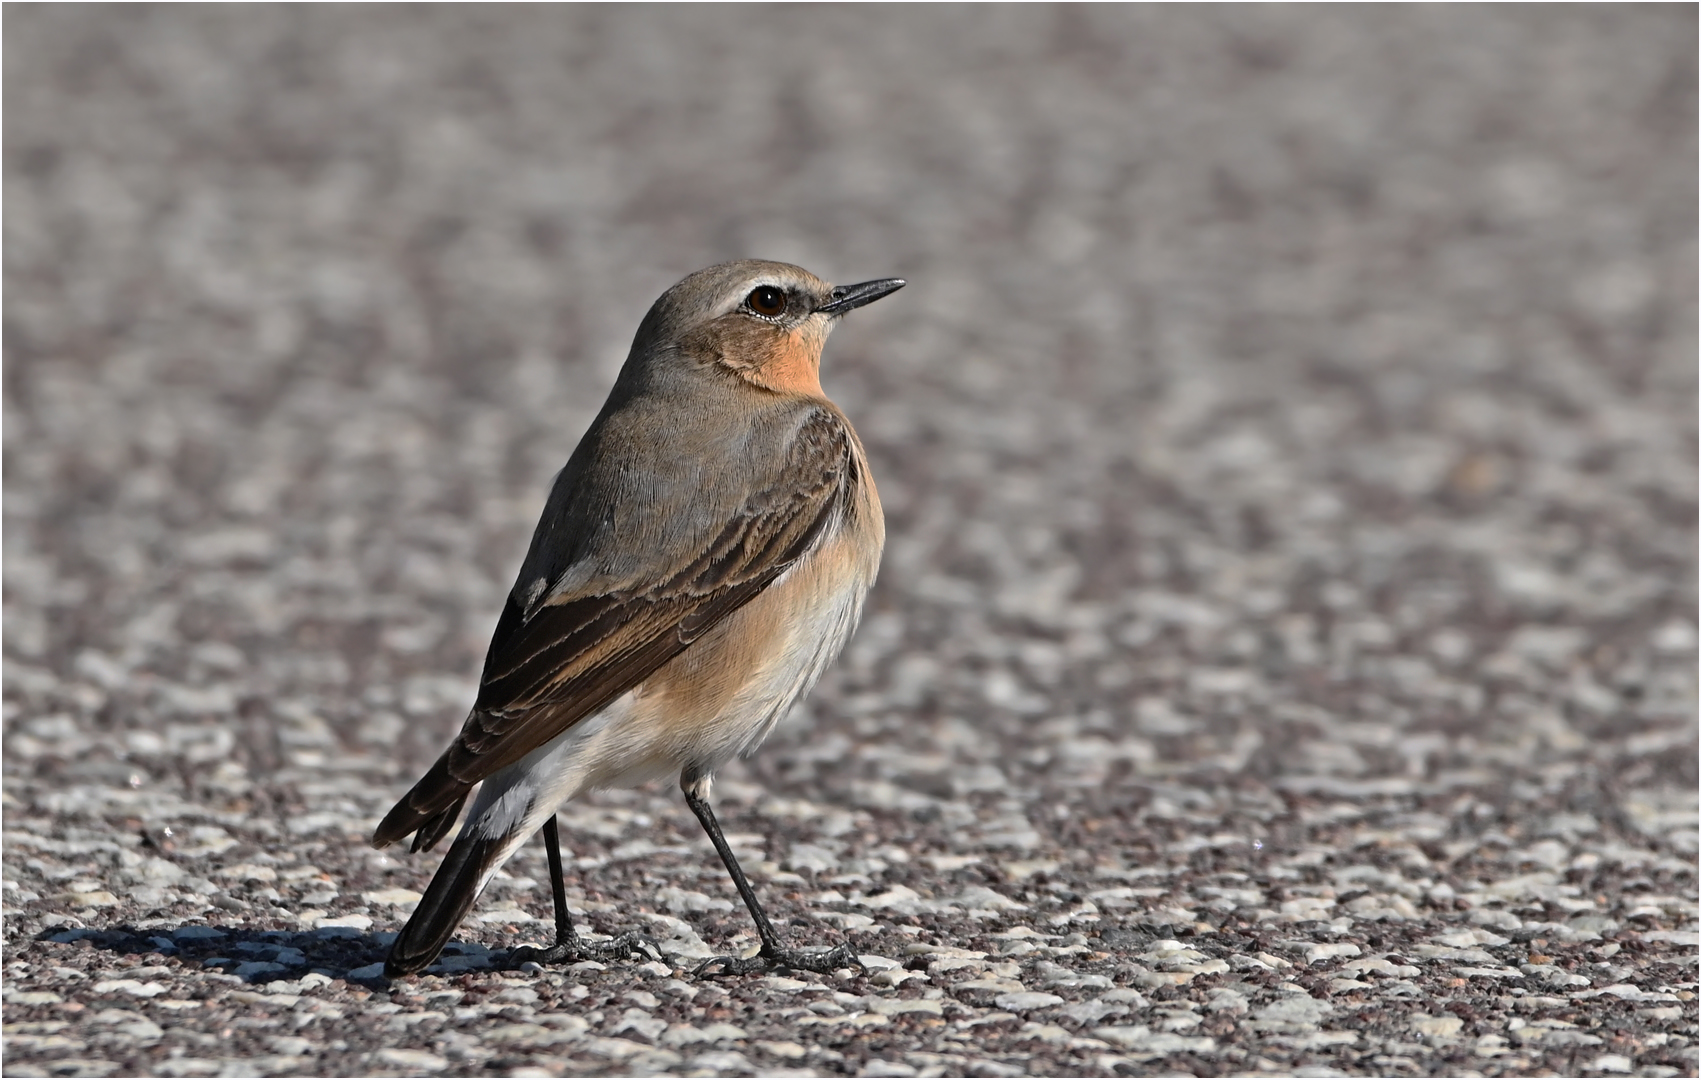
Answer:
(512, 930, 662, 966)
(694, 940, 864, 978)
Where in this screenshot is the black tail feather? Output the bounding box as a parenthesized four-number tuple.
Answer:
(385, 829, 503, 978)
(372, 754, 472, 850)
(410, 793, 467, 854)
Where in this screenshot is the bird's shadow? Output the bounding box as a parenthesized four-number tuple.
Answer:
(29, 921, 523, 986)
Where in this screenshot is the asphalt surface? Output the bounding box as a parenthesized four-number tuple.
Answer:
(3, 6, 1696, 1078)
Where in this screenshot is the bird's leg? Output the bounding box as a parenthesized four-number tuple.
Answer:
(682, 769, 864, 978)
(511, 815, 660, 966)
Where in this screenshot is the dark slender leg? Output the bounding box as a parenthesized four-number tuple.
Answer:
(682, 769, 863, 977)
(542, 815, 574, 942)
(510, 815, 660, 966)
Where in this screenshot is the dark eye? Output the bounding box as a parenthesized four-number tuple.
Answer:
(746, 285, 787, 318)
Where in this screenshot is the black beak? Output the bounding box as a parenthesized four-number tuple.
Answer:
(817, 278, 906, 315)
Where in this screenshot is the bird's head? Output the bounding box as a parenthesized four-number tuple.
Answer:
(633, 260, 905, 397)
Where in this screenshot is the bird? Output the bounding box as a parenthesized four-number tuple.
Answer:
(371, 259, 904, 979)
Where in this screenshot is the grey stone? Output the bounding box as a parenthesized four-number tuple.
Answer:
(689, 1051, 756, 1074)
(171, 927, 225, 941)
(607, 1008, 667, 1042)
(1060, 997, 1129, 1025)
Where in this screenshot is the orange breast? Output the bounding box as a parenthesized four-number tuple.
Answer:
(748, 326, 826, 397)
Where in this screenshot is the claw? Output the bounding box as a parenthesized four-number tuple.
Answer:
(511, 930, 661, 968)
(693, 952, 766, 978)
(510, 941, 571, 965)
(693, 941, 864, 979)
(581, 931, 664, 963)
(827, 942, 867, 975)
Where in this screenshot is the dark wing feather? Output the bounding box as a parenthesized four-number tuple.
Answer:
(373, 408, 852, 849)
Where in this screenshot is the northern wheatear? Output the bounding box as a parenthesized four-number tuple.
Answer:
(373, 260, 903, 978)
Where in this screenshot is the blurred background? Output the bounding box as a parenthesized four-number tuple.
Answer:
(7, 2, 1693, 796)
(3, 6, 1696, 1074)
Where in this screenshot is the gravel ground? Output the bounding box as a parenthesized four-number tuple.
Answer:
(3, 6, 1696, 1078)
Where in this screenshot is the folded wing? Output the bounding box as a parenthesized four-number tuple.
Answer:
(373, 407, 854, 849)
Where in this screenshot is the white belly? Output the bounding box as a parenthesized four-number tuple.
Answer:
(683, 557, 871, 768)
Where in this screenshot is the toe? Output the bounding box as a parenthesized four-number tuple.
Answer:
(694, 953, 764, 978)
